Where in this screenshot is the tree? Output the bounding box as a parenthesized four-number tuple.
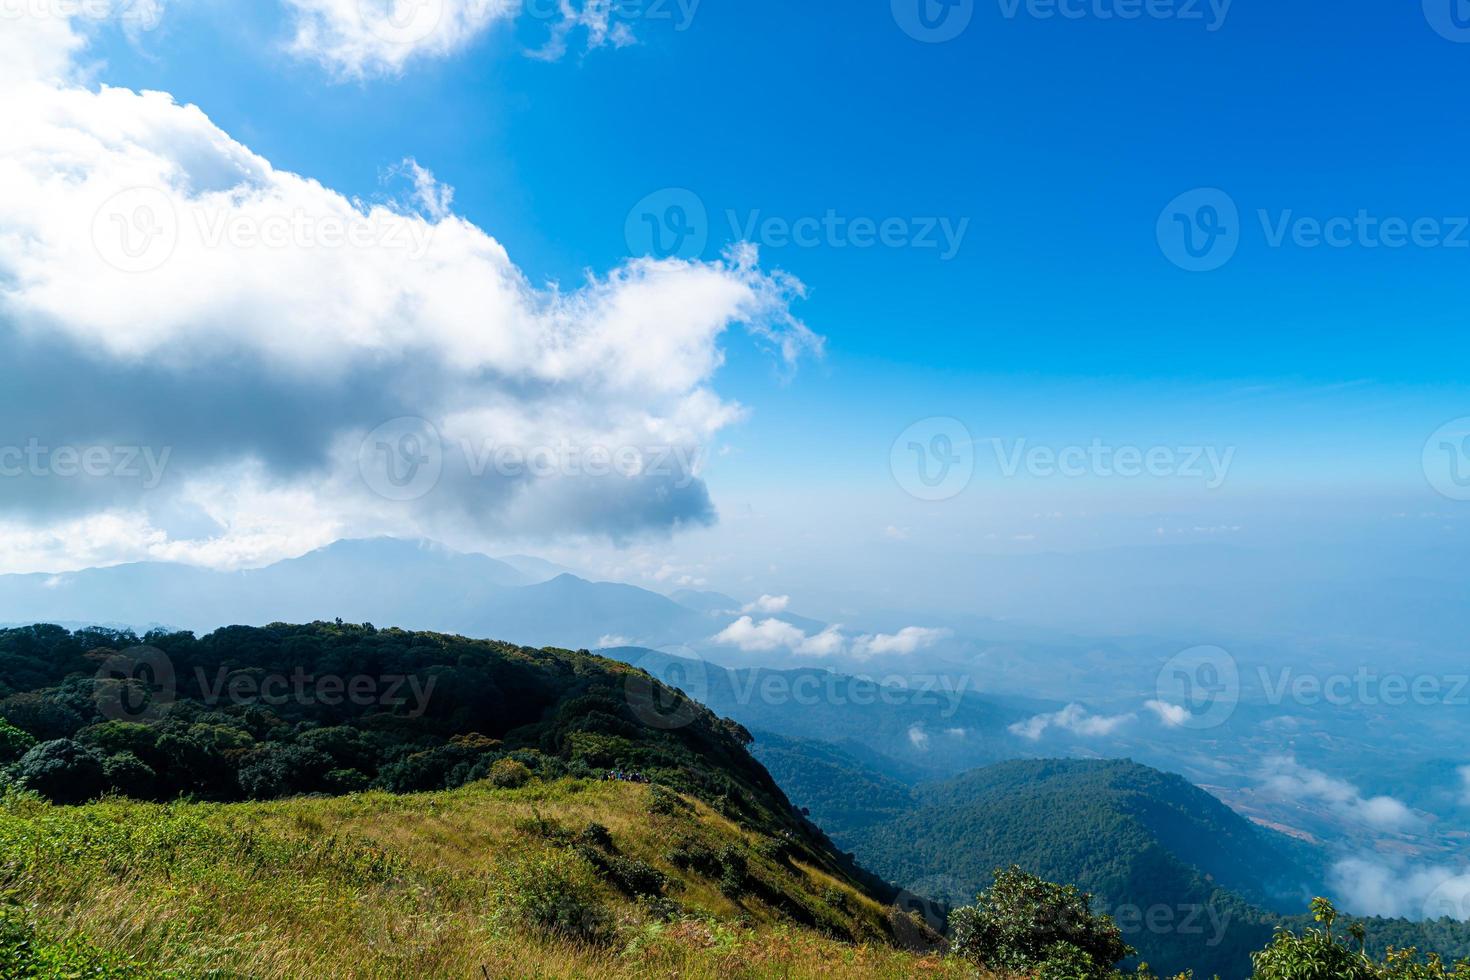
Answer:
(11, 740, 107, 804)
(949, 866, 1134, 980)
(236, 744, 332, 799)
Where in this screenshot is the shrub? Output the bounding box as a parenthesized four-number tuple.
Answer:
(236, 744, 332, 799)
(1250, 898, 1470, 980)
(949, 866, 1132, 980)
(716, 844, 749, 899)
(488, 758, 532, 789)
(578, 822, 616, 852)
(11, 740, 107, 804)
(324, 768, 371, 793)
(667, 840, 721, 877)
(648, 785, 688, 816)
(0, 718, 36, 763)
(102, 752, 157, 797)
(491, 852, 613, 946)
(602, 854, 668, 898)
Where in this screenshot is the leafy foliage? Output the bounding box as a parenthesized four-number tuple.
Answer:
(950, 866, 1134, 979)
(1253, 899, 1470, 980)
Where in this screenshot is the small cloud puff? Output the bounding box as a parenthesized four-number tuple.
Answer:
(1010, 704, 1135, 741)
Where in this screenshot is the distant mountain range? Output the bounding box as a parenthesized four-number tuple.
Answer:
(0, 539, 719, 649)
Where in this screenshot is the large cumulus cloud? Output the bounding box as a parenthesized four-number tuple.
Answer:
(0, 8, 818, 571)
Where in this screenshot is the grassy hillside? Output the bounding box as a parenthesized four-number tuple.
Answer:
(0, 778, 974, 979)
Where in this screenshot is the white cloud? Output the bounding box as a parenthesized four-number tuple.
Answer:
(883, 525, 911, 541)
(1009, 703, 1135, 741)
(0, 7, 819, 572)
(741, 594, 790, 614)
(793, 625, 845, 658)
(1144, 699, 1190, 727)
(709, 618, 946, 661)
(711, 616, 806, 653)
(282, 0, 517, 78)
(526, 0, 638, 62)
(1329, 858, 1470, 920)
(1258, 756, 1422, 833)
(851, 626, 950, 658)
(281, 0, 650, 77)
(596, 634, 632, 648)
(908, 724, 930, 750)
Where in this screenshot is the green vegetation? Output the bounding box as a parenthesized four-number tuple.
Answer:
(771, 748, 1470, 979)
(949, 867, 1138, 979)
(0, 622, 850, 862)
(1254, 899, 1470, 979)
(0, 778, 979, 979)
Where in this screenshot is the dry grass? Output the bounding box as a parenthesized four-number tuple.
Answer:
(0, 780, 987, 979)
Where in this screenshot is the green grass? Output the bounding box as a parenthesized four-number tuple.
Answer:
(0, 778, 982, 979)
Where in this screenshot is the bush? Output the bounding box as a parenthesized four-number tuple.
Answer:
(0, 718, 36, 763)
(236, 744, 333, 799)
(491, 852, 613, 945)
(1251, 898, 1470, 980)
(716, 844, 748, 899)
(949, 866, 1132, 980)
(102, 752, 157, 797)
(578, 822, 616, 852)
(648, 785, 688, 816)
(488, 758, 532, 789)
(10, 740, 107, 804)
(324, 768, 371, 793)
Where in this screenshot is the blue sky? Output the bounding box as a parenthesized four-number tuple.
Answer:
(90, 0, 1470, 449)
(3, 0, 1468, 602)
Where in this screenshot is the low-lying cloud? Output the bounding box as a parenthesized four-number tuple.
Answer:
(1009, 703, 1135, 741)
(709, 617, 948, 661)
(1258, 756, 1423, 833)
